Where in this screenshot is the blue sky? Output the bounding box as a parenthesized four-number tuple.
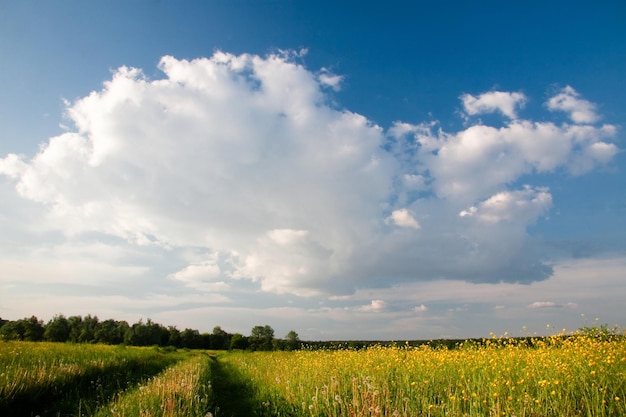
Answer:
(0, 1, 624, 340)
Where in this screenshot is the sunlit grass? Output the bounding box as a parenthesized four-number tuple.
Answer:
(94, 352, 213, 417)
(0, 341, 184, 416)
(222, 332, 626, 417)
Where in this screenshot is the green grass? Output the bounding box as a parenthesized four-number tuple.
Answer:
(0, 341, 185, 416)
(217, 334, 626, 417)
(3, 334, 625, 417)
(94, 352, 213, 417)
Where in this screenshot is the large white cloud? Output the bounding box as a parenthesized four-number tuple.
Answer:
(0, 52, 619, 296)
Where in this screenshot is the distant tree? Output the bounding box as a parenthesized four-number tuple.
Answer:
(285, 330, 300, 351)
(0, 320, 24, 340)
(95, 319, 125, 344)
(200, 332, 212, 349)
(116, 320, 130, 343)
(211, 326, 230, 350)
(22, 316, 45, 341)
(229, 333, 249, 350)
(249, 325, 275, 351)
(273, 338, 286, 351)
(125, 319, 148, 346)
(180, 328, 202, 349)
(147, 319, 170, 346)
(44, 315, 70, 342)
(67, 316, 83, 343)
(79, 315, 99, 343)
(0, 316, 45, 341)
(125, 319, 167, 346)
(0, 318, 7, 329)
(167, 326, 181, 347)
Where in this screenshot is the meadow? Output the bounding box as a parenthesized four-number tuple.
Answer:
(1, 332, 625, 417)
(0, 341, 212, 416)
(220, 333, 626, 417)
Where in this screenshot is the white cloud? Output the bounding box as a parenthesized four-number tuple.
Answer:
(358, 299, 387, 312)
(461, 91, 527, 119)
(528, 301, 578, 309)
(0, 52, 620, 301)
(318, 68, 344, 91)
(267, 229, 310, 245)
(0, 153, 28, 178)
(459, 186, 552, 224)
(413, 304, 428, 312)
(168, 255, 230, 292)
(547, 86, 599, 124)
(405, 109, 616, 202)
(386, 208, 421, 229)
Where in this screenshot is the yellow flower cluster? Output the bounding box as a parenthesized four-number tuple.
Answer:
(223, 333, 626, 416)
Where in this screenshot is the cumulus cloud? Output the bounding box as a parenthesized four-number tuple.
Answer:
(0, 51, 619, 297)
(461, 91, 527, 119)
(547, 86, 599, 124)
(459, 186, 552, 224)
(167, 252, 231, 293)
(400, 100, 617, 202)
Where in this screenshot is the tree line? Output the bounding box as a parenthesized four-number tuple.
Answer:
(0, 315, 301, 351)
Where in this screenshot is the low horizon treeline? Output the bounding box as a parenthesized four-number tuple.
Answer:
(2, 315, 620, 352)
(0, 315, 301, 351)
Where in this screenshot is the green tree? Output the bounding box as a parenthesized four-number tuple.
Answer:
(22, 316, 45, 341)
(67, 316, 83, 343)
(44, 315, 70, 342)
(95, 319, 125, 344)
(79, 315, 99, 343)
(249, 325, 275, 351)
(210, 326, 230, 350)
(180, 328, 202, 349)
(229, 333, 249, 350)
(167, 326, 181, 347)
(125, 319, 167, 346)
(285, 330, 300, 351)
(0, 320, 24, 340)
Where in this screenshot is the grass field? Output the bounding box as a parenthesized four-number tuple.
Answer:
(1, 332, 625, 417)
(0, 341, 211, 416)
(220, 333, 626, 417)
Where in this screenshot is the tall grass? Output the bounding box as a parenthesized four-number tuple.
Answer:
(0, 341, 183, 416)
(94, 352, 213, 417)
(222, 333, 626, 417)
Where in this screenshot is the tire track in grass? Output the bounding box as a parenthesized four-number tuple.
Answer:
(209, 355, 260, 417)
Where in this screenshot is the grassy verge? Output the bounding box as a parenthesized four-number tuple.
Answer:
(94, 352, 213, 417)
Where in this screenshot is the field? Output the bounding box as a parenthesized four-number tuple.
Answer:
(1, 333, 625, 416)
(0, 342, 213, 416)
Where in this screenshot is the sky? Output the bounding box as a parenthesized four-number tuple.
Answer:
(0, 1, 625, 341)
